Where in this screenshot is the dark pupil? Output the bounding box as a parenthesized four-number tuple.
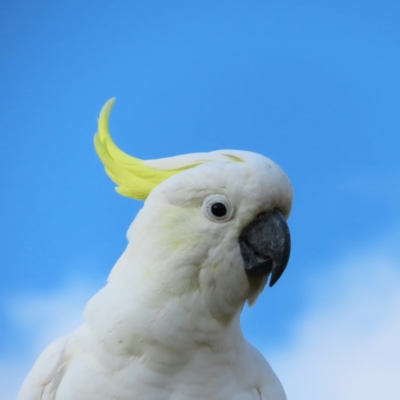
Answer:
(211, 202, 227, 217)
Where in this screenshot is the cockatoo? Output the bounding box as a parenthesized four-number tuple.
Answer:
(18, 99, 293, 400)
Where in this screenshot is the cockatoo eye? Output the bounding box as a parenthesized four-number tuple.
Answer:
(211, 203, 227, 217)
(203, 195, 234, 222)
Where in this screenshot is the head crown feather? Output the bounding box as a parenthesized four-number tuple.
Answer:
(94, 98, 243, 200)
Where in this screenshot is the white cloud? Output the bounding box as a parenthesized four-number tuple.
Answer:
(1, 281, 98, 400)
(10, 282, 98, 354)
(270, 242, 400, 400)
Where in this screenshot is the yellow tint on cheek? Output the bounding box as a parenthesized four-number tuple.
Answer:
(158, 207, 202, 250)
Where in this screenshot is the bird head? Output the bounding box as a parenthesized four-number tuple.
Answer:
(95, 99, 293, 319)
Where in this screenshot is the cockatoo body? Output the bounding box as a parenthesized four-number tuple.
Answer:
(18, 99, 293, 400)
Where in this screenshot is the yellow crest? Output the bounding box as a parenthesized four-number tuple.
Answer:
(94, 99, 201, 200)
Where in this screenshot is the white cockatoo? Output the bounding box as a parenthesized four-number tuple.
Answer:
(18, 99, 293, 400)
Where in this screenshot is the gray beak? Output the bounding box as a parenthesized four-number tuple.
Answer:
(239, 209, 291, 287)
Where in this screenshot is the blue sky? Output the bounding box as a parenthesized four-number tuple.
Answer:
(1, 1, 400, 398)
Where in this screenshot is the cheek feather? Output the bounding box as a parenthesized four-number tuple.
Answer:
(158, 207, 203, 251)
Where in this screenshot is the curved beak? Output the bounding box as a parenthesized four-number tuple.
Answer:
(239, 209, 291, 287)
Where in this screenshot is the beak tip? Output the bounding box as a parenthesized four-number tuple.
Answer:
(269, 270, 282, 287)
